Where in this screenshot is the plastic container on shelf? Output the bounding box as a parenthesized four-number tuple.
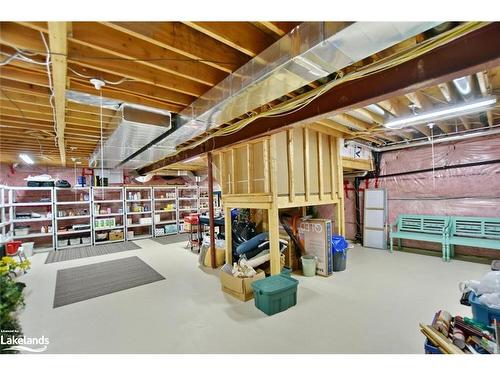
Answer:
(252, 274, 299, 316)
(469, 292, 500, 326)
(58, 238, 69, 247)
(70, 238, 81, 246)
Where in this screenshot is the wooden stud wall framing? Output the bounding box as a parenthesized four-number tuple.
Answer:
(215, 125, 345, 274)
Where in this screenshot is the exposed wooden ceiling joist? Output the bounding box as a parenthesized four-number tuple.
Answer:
(183, 22, 275, 57)
(105, 22, 249, 73)
(47, 21, 68, 166)
(139, 22, 500, 174)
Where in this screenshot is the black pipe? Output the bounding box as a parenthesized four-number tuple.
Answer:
(118, 114, 178, 168)
(353, 177, 362, 243)
(364, 157, 500, 180)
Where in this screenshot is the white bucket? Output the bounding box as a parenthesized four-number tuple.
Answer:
(22, 242, 35, 257)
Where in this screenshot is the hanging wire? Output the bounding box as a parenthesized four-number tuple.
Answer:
(100, 89, 104, 196)
(430, 124, 436, 190)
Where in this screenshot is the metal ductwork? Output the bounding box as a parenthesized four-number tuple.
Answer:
(89, 104, 172, 169)
(149, 21, 441, 158)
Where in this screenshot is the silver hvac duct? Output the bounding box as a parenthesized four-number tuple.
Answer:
(151, 22, 440, 159)
(89, 104, 172, 169)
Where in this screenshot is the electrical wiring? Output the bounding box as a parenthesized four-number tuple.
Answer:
(0, 51, 49, 66)
(162, 21, 488, 161)
(0, 48, 239, 65)
(68, 66, 137, 85)
(39, 31, 58, 146)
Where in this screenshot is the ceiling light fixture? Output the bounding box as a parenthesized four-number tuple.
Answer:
(19, 153, 35, 165)
(453, 76, 471, 96)
(384, 96, 497, 129)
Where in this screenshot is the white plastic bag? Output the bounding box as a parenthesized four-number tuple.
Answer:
(476, 271, 500, 295)
(478, 292, 500, 310)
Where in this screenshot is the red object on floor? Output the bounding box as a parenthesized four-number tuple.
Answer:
(6, 241, 22, 255)
(184, 214, 199, 225)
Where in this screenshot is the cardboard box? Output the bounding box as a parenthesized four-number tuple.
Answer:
(298, 219, 333, 276)
(220, 269, 266, 302)
(109, 230, 124, 241)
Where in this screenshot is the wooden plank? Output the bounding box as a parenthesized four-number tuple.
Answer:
(229, 149, 235, 194)
(222, 193, 272, 204)
(263, 138, 270, 193)
(317, 131, 324, 200)
(303, 127, 310, 201)
(268, 133, 280, 275)
(47, 22, 68, 166)
(277, 195, 338, 209)
(342, 157, 374, 171)
(224, 205, 232, 265)
(329, 136, 336, 199)
(258, 22, 300, 37)
(287, 129, 295, 203)
(219, 152, 227, 194)
(106, 22, 249, 73)
(183, 22, 274, 57)
(222, 201, 272, 209)
(246, 144, 252, 194)
(419, 324, 464, 354)
(10, 22, 211, 97)
(335, 138, 345, 236)
(405, 91, 451, 133)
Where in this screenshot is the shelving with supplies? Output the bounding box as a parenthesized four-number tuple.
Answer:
(152, 186, 178, 237)
(10, 186, 55, 252)
(125, 186, 153, 240)
(54, 187, 92, 250)
(92, 187, 125, 245)
(1, 186, 13, 244)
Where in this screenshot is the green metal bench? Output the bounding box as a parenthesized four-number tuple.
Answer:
(389, 215, 450, 261)
(446, 217, 500, 261)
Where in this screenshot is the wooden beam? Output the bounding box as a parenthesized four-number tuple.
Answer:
(19, 21, 225, 87)
(47, 22, 68, 166)
(139, 23, 500, 173)
(317, 131, 324, 200)
(183, 22, 274, 57)
(258, 22, 300, 37)
(405, 91, 452, 133)
(229, 149, 235, 194)
(268, 134, 280, 275)
(342, 157, 374, 171)
(438, 82, 471, 129)
(287, 129, 295, 203)
(105, 22, 249, 73)
(335, 113, 400, 142)
(303, 126, 310, 201)
(1, 23, 201, 103)
(329, 136, 336, 199)
(263, 138, 270, 193)
(476, 71, 494, 126)
(246, 144, 252, 193)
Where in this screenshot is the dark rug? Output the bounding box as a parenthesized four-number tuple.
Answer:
(152, 233, 190, 245)
(45, 242, 141, 264)
(53, 256, 165, 308)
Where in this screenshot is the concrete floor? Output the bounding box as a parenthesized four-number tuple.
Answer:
(17, 240, 489, 354)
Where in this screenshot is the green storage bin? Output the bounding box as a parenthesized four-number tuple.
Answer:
(252, 274, 299, 316)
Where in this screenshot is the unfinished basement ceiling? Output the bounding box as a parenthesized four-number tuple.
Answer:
(0, 21, 300, 167)
(1, 21, 499, 172)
